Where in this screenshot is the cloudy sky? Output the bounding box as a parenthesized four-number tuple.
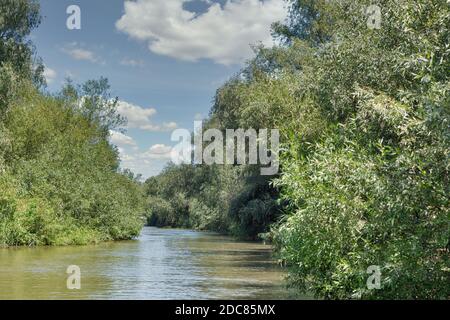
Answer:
(33, 0, 288, 178)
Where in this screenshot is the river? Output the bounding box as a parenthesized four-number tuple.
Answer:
(0, 227, 302, 300)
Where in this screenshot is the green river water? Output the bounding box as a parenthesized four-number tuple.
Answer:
(0, 227, 303, 300)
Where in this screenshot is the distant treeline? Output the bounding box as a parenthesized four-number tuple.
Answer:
(145, 0, 449, 299)
(0, 0, 145, 246)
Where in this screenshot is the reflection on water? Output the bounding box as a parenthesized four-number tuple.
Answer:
(0, 227, 303, 300)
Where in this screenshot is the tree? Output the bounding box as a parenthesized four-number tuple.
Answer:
(270, 0, 449, 299)
(0, 1, 145, 246)
(0, 0, 43, 82)
(146, 0, 449, 299)
(59, 77, 126, 134)
(272, 0, 335, 45)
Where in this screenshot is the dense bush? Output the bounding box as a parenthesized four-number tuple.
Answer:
(0, 1, 145, 246)
(269, 0, 449, 299)
(145, 162, 282, 239)
(146, 0, 449, 299)
(0, 81, 145, 246)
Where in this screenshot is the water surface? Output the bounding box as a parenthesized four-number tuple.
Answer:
(0, 227, 301, 299)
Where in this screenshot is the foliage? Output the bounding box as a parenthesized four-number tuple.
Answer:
(145, 162, 281, 239)
(0, 1, 145, 246)
(269, 0, 450, 299)
(0, 81, 145, 246)
(57, 77, 126, 135)
(146, 0, 449, 299)
(0, 0, 43, 85)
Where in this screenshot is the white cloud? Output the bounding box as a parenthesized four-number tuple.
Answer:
(43, 66, 57, 84)
(62, 43, 102, 64)
(116, 143, 174, 179)
(117, 100, 177, 132)
(117, 101, 156, 128)
(141, 121, 178, 132)
(141, 144, 173, 159)
(120, 58, 145, 67)
(116, 0, 288, 65)
(110, 130, 137, 147)
(148, 144, 172, 154)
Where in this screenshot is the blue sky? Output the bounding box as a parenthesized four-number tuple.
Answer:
(32, 0, 287, 178)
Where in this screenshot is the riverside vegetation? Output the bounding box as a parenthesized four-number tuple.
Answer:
(145, 0, 449, 299)
(0, 0, 145, 246)
(1, 0, 448, 299)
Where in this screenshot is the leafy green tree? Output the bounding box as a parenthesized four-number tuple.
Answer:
(272, 0, 335, 44)
(60, 77, 126, 134)
(269, 0, 449, 299)
(0, 0, 43, 83)
(1, 81, 145, 246)
(146, 0, 449, 299)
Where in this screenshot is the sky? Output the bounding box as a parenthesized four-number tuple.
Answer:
(32, 0, 288, 178)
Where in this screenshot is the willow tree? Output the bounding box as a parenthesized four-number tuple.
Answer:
(271, 0, 449, 299)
